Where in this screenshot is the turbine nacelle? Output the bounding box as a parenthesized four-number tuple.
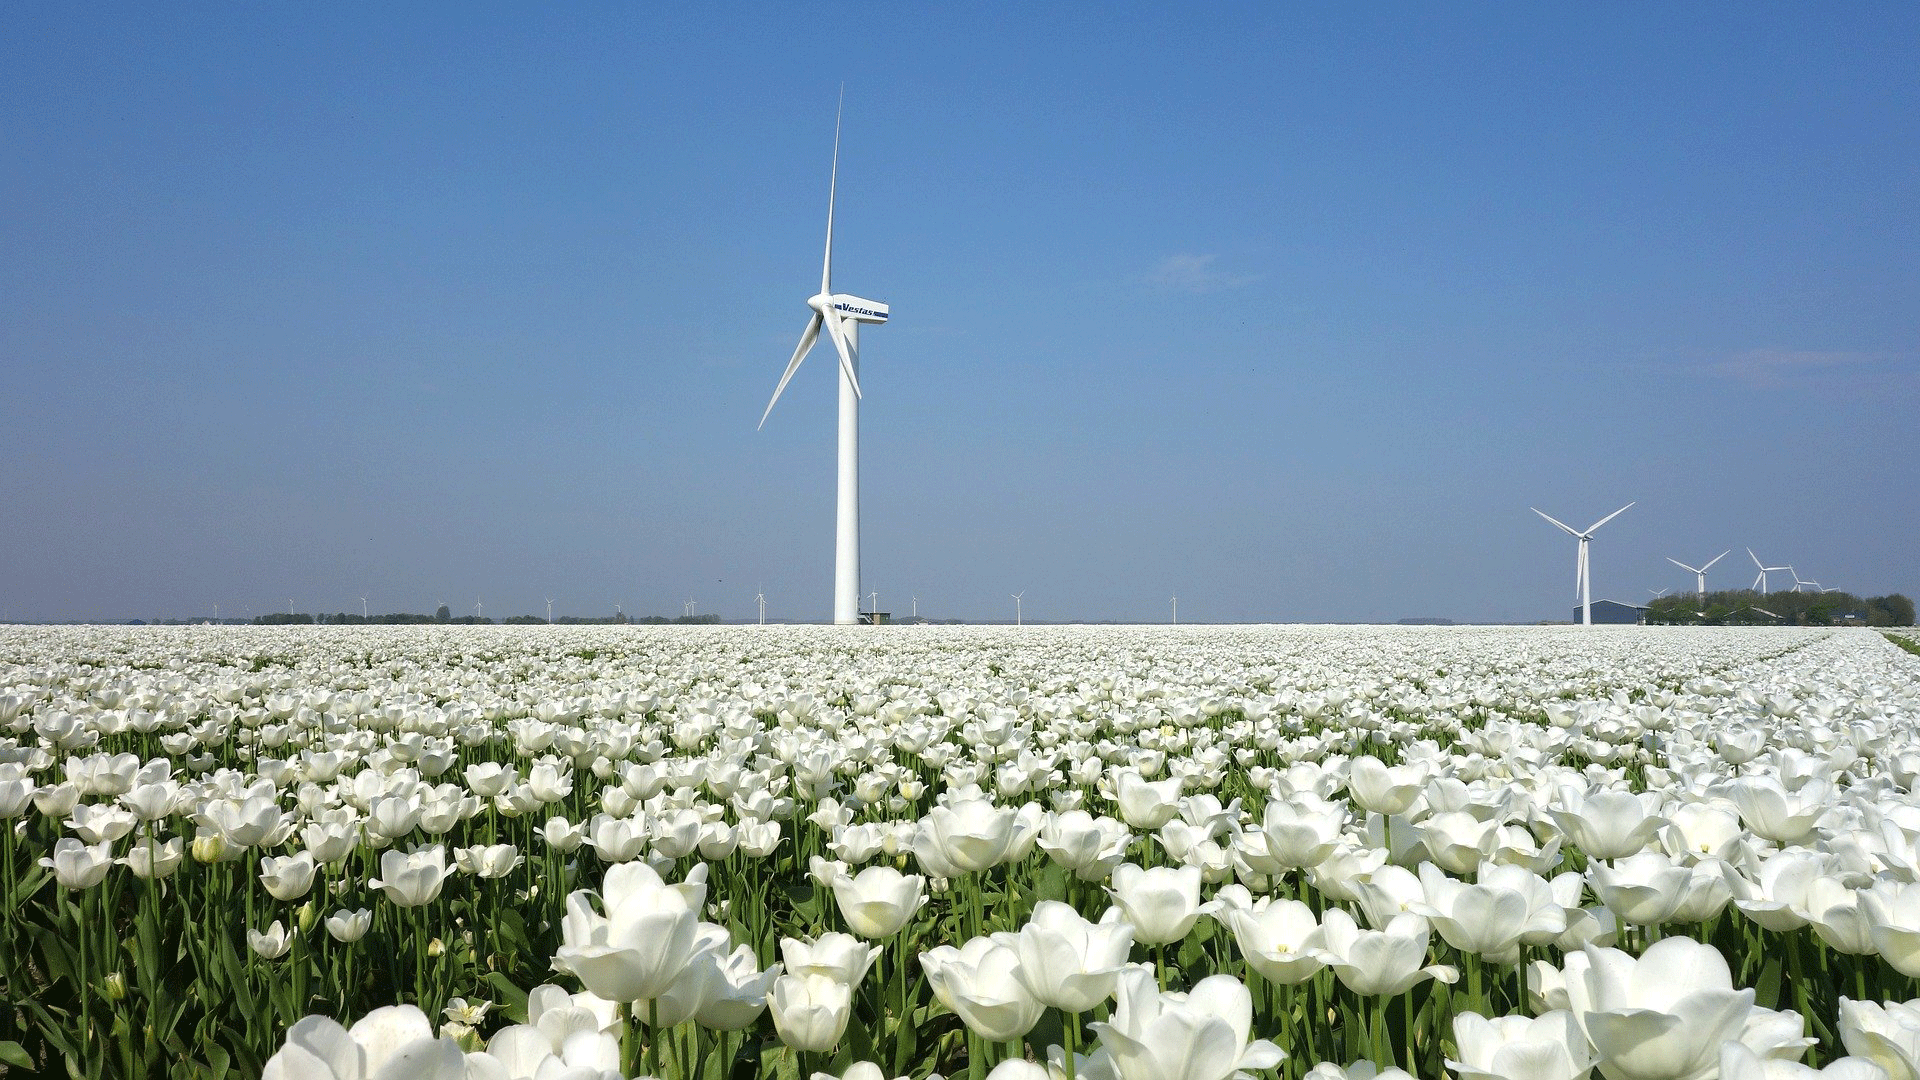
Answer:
(824, 293, 888, 324)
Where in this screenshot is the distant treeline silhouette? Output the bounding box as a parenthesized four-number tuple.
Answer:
(1644, 589, 1913, 626)
(252, 611, 724, 626)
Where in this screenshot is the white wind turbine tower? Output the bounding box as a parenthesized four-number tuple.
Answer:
(756, 590, 766, 625)
(910, 595, 918, 619)
(360, 596, 368, 619)
(1171, 596, 1178, 624)
(1532, 502, 1634, 626)
(546, 597, 554, 624)
(758, 93, 890, 626)
(1748, 549, 1790, 594)
(1666, 551, 1729, 598)
(1011, 592, 1024, 626)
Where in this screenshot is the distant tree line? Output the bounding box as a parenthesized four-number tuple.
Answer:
(1644, 589, 1914, 627)
(252, 610, 726, 626)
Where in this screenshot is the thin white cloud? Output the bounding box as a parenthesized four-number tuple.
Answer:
(1707, 348, 1896, 388)
(1143, 254, 1258, 294)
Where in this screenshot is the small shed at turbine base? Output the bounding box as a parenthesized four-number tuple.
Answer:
(1581, 600, 1648, 625)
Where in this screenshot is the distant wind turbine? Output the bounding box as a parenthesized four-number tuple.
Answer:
(1011, 592, 1024, 626)
(360, 596, 368, 619)
(289, 598, 295, 616)
(1748, 549, 1790, 594)
(757, 90, 890, 626)
(756, 590, 766, 625)
(1649, 587, 1670, 599)
(475, 599, 483, 619)
(910, 595, 918, 619)
(546, 597, 554, 624)
(1171, 596, 1178, 624)
(1532, 502, 1634, 625)
(1666, 551, 1729, 597)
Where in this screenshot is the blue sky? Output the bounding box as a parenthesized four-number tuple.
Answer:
(3, 4, 1915, 623)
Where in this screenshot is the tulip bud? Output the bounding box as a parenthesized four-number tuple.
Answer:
(297, 901, 318, 935)
(103, 972, 128, 1001)
(191, 832, 228, 864)
(428, 937, 445, 957)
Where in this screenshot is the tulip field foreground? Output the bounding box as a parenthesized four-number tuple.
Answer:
(4, 624, 1920, 1080)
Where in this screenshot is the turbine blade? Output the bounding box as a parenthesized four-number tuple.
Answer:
(757, 312, 823, 429)
(1584, 501, 1635, 534)
(822, 92, 842, 296)
(1667, 557, 1700, 573)
(1749, 548, 1764, 569)
(822, 308, 863, 398)
(1703, 550, 1729, 571)
(1532, 508, 1578, 536)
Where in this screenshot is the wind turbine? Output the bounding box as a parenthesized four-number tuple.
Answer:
(910, 595, 918, 619)
(1011, 592, 1024, 626)
(475, 599, 483, 620)
(1649, 587, 1670, 599)
(756, 590, 767, 625)
(1532, 502, 1634, 625)
(1666, 551, 1729, 597)
(1171, 596, 1178, 624)
(1748, 549, 1790, 594)
(360, 596, 368, 619)
(757, 91, 890, 626)
(1788, 569, 1821, 593)
(867, 591, 879, 618)
(546, 597, 554, 624)
(289, 598, 295, 616)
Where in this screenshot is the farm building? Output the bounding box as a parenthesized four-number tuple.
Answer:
(1581, 599, 1647, 625)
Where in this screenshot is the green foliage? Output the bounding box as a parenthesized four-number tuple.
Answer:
(1645, 588, 1912, 626)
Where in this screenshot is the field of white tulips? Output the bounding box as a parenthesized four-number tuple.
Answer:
(3, 623, 1919, 1080)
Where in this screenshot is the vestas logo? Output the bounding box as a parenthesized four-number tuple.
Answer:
(834, 303, 888, 319)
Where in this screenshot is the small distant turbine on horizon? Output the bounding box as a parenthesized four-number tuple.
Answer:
(289, 598, 295, 616)
(475, 599, 483, 619)
(546, 597, 554, 624)
(1649, 587, 1670, 599)
(757, 91, 890, 626)
(910, 595, 918, 619)
(1789, 569, 1819, 593)
(360, 596, 368, 619)
(756, 590, 766, 625)
(1171, 596, 1178, 624)
(1666, 551, 1729, 597)
(1011, 592, 1024, 626)
(1748, 549, 1790, 594)
(1532, 502, 1634, 626)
